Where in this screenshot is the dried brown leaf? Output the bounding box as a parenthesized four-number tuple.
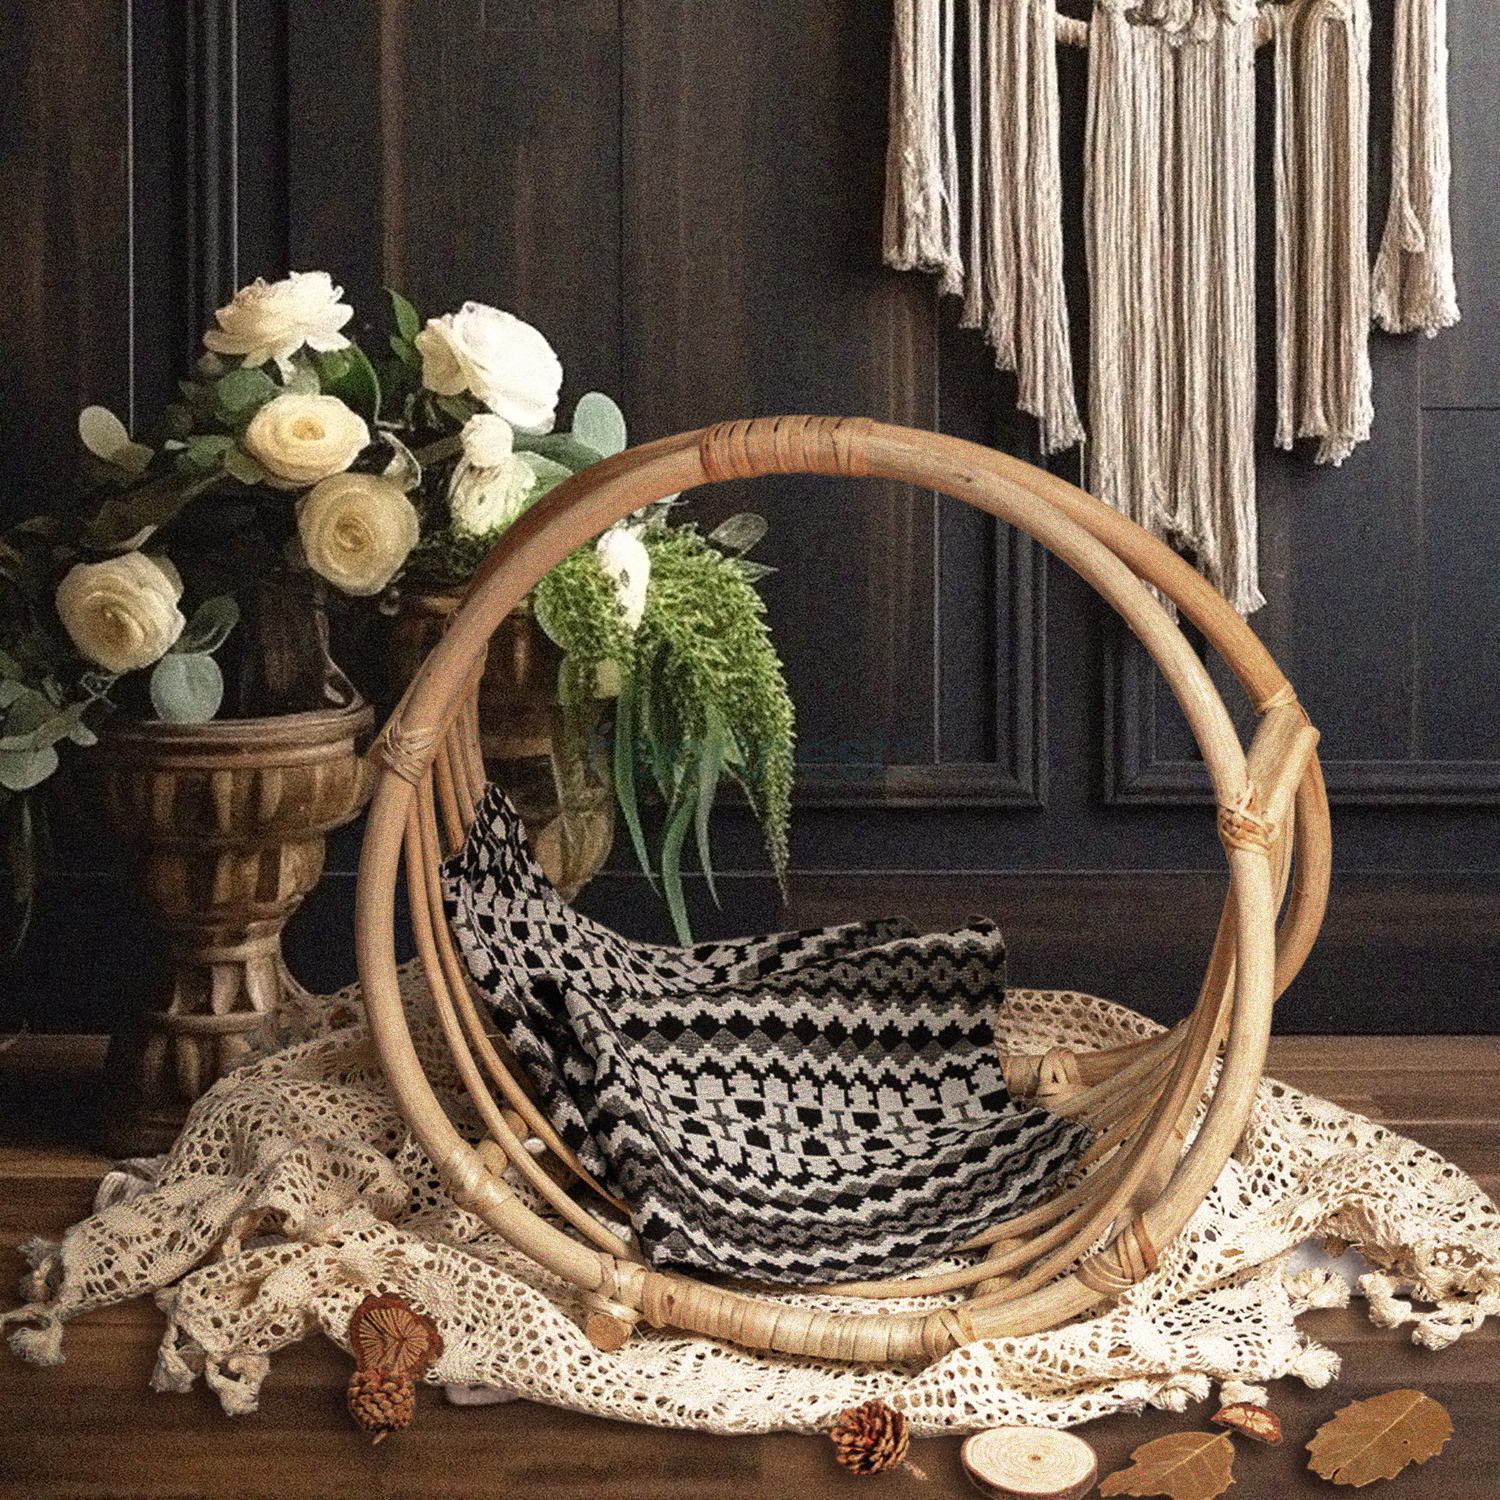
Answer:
(1211, 1402, 1282, 1445)
(1098, 1431, 1236, 1500)
(1306, 1389, 1453, 1487)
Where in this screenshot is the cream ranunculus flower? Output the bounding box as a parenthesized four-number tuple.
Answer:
(297, 472, 420, 597)
(448, 459, 538, 540)
(55, 553, 186, 674)
(596, 526, 651, 630)
(413, 302, 562, 433)
(243, 392, 370, 488)
(202, 270, 354, 366)
(460, 412, 518, 468)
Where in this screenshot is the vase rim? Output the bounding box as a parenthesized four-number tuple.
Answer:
(100, 696, 376, 753)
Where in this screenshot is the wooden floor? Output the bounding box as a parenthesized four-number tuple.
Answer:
(2, 1033, 1498, 1500)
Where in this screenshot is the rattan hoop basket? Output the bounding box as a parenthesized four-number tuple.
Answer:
(355, 417, 1329, 1365)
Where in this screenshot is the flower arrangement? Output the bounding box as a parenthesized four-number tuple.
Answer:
(0, 271, 794, 948)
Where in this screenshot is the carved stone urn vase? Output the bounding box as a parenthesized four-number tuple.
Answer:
(389, 592, 614, 901)
(95, 698, 376, 1153)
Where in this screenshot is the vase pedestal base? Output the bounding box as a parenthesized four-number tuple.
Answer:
(94, 702, 376, 1157)
(99, 953, 310, 1157)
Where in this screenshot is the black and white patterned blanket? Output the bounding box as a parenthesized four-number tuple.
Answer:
(442, 787, 1092, 1284)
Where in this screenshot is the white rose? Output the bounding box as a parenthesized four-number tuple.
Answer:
(55, 553, 186, 674)
(596, 527, 651, 630)
(202, 270, 353, 366)
(413, 302, 562, 432)
(460, 413, 517, 468)
(298, 472, 420, 596)
(243, 392, 370, 488)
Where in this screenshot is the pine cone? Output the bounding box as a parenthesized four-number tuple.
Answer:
(347, 1367, 417, 1442)
(830, 1400, 911, 1475)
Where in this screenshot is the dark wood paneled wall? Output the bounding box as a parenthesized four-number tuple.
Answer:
(2, 0, 1497, 1035)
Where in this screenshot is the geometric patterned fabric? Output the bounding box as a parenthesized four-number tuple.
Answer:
(442, 787, 1093, 1283)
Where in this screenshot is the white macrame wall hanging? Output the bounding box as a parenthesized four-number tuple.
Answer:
(884, 0, 1460, 616)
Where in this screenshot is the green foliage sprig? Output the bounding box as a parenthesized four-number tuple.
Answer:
(535, 514, 794, 944)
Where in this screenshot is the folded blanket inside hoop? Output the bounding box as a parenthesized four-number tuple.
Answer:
(443, 786, 1093, 1283)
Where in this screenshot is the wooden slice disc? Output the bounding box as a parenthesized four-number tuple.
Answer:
(960, 1427, 1098, 1500)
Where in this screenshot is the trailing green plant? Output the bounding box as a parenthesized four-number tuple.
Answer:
(535, 511, 793, 944)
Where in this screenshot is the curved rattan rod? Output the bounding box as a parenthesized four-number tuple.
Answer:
(406, 792, 637, 1259)
(971, 444, 1331, 1002)
(440, 930, 631, 1217)
(969, 963, 1235, 1310)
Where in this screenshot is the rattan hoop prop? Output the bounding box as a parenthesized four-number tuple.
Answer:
(355, 417, 1330, 1366)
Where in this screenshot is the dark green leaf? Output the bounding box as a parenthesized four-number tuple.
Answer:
(694, 709, 727, 910)
(314, 344, 383, 422)
(434, 394, 476, 427)
(659, 788, 697, 945)
(388, 287, 422, 343)
(175, 595, 240, 655)
(612, 673, 659, 893)
(82, 471, 220, 547)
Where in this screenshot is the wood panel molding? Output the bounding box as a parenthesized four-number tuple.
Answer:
(1107, 634, 1500, 806)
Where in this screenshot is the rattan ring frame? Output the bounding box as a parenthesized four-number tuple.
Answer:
(355, 417, 1330, 1366)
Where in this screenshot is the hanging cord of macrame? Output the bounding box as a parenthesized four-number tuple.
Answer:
(1372, 0, 1459, 335)
(1272, 0, 1374, 468)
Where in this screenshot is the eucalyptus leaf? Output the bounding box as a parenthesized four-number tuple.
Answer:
(729, 557, 777, 583)
(0, 696, 95, 754)
(179, 433, 236, 474)
(283, 362, 323, 396)
(214, 366, 279, 417)
(380, 433, 423, 492)
(223, 446, 267, 485)
(77, 405, 131, 459)
(0, 745, 59, 792)
(517, 452, 577, 493)
(514, 432, 605, 473)
(570, 391, 629, 459)
(175, 595, 240, 655)
(149, 652, 224, 723)
(709, 512, 769, 556)
(388, 287, 422, 343)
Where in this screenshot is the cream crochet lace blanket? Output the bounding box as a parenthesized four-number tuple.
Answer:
(6, 969, 1499, 1434)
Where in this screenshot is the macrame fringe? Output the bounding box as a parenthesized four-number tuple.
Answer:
(884, 0, 965, 296)
(886, 0, 1083, 454)
(1372, 0, 1458, 335)
(966, 0, 1085, 453)
(1273, 0, 1374, 467)
(883, 0, 1458, 619)
(1086, 0, 1263, 616)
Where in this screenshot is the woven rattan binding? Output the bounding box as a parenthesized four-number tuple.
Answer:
(355, 418, 1330, 1365)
